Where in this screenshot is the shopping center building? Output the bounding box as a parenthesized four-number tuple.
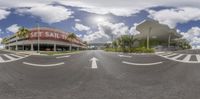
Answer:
(4, 27, 86, 51)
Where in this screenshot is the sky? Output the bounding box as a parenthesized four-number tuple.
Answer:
(0, 0, 200, 49)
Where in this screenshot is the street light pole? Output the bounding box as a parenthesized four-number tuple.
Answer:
(37, 23, 40, 53)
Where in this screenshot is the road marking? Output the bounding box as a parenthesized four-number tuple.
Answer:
(163, 53, 177, 57)
(171, 54, 184, 60)
(56, 55, 71, 59)
(23, 62, 65, 67)
(10, 54, 23, 58)
(182, 54, 191, 62)
(0, 56, 4, 62)
(196, 55, 200, 62)
(90, 57, 98, 69)
(122, 61, 163, 66)
(118, 54, 132, 58)
(3, 54, 15, 60)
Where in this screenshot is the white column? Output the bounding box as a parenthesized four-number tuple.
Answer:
(15, 45, 18, 51)
(168, 33, 171, 48)
(69, 45, 72, 51)
(31, 44, 34, 51)
(147, 27, 152, 49)
(54, 44, 56, 52)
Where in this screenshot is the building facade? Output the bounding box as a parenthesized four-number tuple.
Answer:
(4, 27, 86, 51)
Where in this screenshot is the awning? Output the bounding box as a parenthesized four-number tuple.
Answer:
(135, 20, 182, 40)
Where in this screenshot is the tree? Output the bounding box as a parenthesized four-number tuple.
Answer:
(112, 40, 118, 51)
(1, 38, 8, 44)
(66, 33, 77, 51)
(16, 27, 30, 50)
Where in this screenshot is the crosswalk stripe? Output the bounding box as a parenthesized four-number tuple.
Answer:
(10, 54, 23, 58)
(160, 52, 173, 56)
(0, 56, 4, 62)
(196, 55, 200, 62)
(3, 54, 16, 60)
(164, 53, 177, 57)
(171, 54, 184, 60)
(182, 54, 191, 62)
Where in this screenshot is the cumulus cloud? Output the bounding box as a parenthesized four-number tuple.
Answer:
(1, 0, 200, 17)
(83, 21, 129, 43)
(0, 9, 10, 20)
(129, 23, 140, 35)
(16, 5, 73, 24)
(75, 23, 90, 31)
(148, 7, 200, 28)
(181, 27, 200, 49)
(75, 19, 81, 22)
(6, 24, 20, 33)
(58, 0, 200, 16)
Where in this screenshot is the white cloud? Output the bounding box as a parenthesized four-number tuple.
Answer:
(75, 23, 90, 31)
(1, 0, 200, 17)
(58, 0, 200, 16)
(83, 21, 129, 43)
(129, 23, 140, 35)
(6, 24, 20, 33)
(75, 19, 81, 22)
(181, 27, 200, 49)
(0, 9, 10, 20)
(148, 7, 200, 28)
(16, 5, 73, 24)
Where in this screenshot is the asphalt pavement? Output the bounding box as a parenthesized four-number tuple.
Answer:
(0, 50, 200, 99)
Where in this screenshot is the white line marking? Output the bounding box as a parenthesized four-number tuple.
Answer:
(10, 54, 23, 58)
(56, 55, 71, 59)
(118, 54, 132, 58)
(90, 57, 98, 69)
(4, 54, 16, 60)
(23, 62, 65, 67)
(182, 54, 191, 62)
(0, 54, 30, 63)
(0, 56, 4, 62)
(163, 53, 177, 57)
(171, 54, 184, 60)
(122, 61, 163, 66)
(196, 55, 200, 62)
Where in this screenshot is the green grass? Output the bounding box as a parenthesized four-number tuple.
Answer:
(104, 47, 155, 53)
(40, 51, 80, 55)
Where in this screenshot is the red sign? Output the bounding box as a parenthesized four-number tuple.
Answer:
(28, 29, 68, 42)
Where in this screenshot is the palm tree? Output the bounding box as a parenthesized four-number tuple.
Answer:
(66, 33, 77, 51)
(115, 35, 137, 52)
(1, 38, 8, 44)
(16, 27, 30, 51)
(112, 40, 118, 51)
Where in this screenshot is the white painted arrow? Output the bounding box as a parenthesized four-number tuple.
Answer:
(118, 54, 132, 58)
(90, 57, 98, 69)
(56, 55, 71, 59)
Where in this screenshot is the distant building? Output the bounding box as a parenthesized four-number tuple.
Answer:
(3, 27, 86, 51)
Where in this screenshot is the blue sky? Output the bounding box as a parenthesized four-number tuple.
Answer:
(0, 0, 200, 48)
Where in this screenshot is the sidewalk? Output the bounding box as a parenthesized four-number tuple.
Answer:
(2, 49, 83, 56)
